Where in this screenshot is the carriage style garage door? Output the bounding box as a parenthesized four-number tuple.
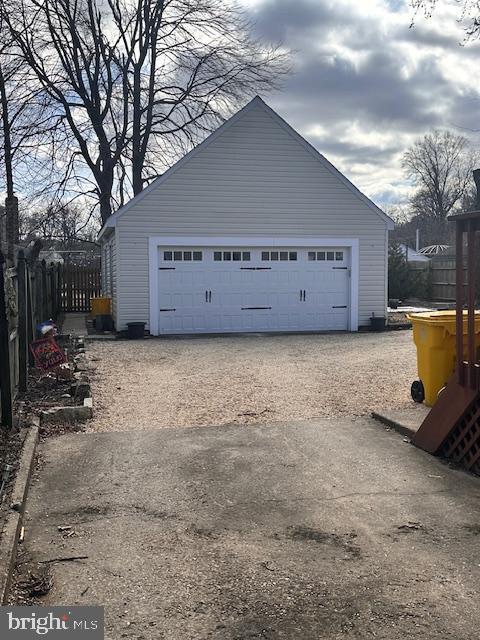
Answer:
(156, 245, 351, 334)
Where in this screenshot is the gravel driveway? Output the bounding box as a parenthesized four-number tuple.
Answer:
(88, 331, 417, 431)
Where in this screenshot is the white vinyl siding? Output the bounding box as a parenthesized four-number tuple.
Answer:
(113, 102, 388, 330)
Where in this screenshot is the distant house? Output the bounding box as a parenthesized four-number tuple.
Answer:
(98, 96, 394, 335)
(39, 250, 64, 264)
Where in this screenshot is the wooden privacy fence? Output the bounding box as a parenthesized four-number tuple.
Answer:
(429, 255, 464, 302)
(409, 254, 468, 302)
(0, 249, 63, 428)
(61, 264, 101, 312)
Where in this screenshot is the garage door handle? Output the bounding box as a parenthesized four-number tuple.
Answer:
(209, 290, 212, 303)
(300, 290, 306, 301)
(332, 305, 347, 309)
(205, 290, 208, 302)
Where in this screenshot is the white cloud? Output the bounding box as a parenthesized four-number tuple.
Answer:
(244, 0, 480, 206)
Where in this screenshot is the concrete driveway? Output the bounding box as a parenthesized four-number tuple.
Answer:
(20, 418, 480, 639)
(89, 332, 417, 431)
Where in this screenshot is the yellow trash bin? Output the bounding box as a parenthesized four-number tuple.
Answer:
(408, 310, 480, 406)
(90, 296, 112, 316)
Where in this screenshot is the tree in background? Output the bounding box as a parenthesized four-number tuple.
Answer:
(411, 1, 480, 38)
(20, 201, 100, 265)
(403, 130, 476, 220)
(389, 244, 411, 300)
(0, 9, 64, 258)
(3, 0, 289, 224)
(400, 130, 478, 247)
(388, 243, 428, 301)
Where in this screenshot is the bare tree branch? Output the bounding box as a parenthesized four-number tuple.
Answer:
(3, 0, 289, 225)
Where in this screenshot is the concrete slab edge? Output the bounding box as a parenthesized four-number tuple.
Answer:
(0, 421, 39, 604)
(371, 412, 416, 440)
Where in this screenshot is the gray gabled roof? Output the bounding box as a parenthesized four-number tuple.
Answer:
(98, 96, 394, 239)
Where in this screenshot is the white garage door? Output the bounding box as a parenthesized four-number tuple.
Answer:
(157, 246, 350, 334)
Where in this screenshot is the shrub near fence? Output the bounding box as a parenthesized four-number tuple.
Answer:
(0, 249, 64, 427)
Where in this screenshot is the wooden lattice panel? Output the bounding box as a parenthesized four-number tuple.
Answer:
(439, 396, 480, 475)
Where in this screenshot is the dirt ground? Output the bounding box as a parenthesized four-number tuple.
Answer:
(88, 331, 417, 431)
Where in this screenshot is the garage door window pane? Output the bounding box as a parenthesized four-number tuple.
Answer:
(233, 251, 241, 261)
(308, 252, 316, 261)
(242, 252, 251, 261)
(335, 251, 344, 261)
(214, 251, 221, 261)
(223, 251, 231, 261)
(262, 251, 270, 261)
(280, 251, 288, 261)
(271, 251, 279, 261)
(289, 252, 297, 261)
(174, 251, 183, 261)
(193, 252, 202, 261)
(327, 251, 335, 261)
(164, 251, 172, 261)
(317, 252, 325, 261)
(183, 251, 192, 261)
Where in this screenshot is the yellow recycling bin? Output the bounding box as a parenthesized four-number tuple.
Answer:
(408, 310, 480, 407)
(90, 296, 112, 316)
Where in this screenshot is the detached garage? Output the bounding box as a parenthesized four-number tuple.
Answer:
(99, 96, 393, 335)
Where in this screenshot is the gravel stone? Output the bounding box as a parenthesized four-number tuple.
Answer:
(87, 331, 417, 432)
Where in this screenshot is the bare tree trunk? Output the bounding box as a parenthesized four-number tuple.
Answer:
(0, 63, 13, 199)
(97, 168, 114, 225)
(0, 61, 18, 260)
(4, 196, 18, 259)
(132, 63, 143, 196)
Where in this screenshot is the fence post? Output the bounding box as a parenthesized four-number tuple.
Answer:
(34, 261, 42, 327)
(17, 250, 28, 393)
(56, 264, 62, 316)
(27, 265, 35, 366)
(41, 259, 48, 320)
(0, 251, 13, 428)
(66, 265, 72, 312)
(49, 263, 55, 318)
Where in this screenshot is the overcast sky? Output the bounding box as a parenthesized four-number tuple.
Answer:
(242, 0, 480, 208)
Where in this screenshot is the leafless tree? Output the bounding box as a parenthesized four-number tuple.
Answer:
(0, 9, 60, 256)
(411, 1, 480, 38)
(21, 202, 97, 244)
(0, 13, 21, 253)
(4, 0, 289, 224)
(403, 130, 478, 221)
(20, 200, 100, 266)
(383, 204, 411, 225)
